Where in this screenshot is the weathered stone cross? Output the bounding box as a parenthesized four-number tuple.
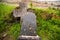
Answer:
(13, 0, 41, 40)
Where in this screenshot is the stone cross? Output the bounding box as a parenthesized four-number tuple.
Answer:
(13, 1, 41, 40)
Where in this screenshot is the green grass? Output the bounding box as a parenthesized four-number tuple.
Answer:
(33, 8, 60, 40)
(0, 3, 16, 33)
(8, 22, 21, 39)
(0, 3, 21, 40)
(0, 3, 60, 40)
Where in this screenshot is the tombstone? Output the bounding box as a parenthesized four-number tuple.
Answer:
(19, 9, 41, 40)
(20, 12, 37, 36)
(13, 1, 41, 40)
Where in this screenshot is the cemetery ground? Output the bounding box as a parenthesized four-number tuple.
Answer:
(0, 3, 60, 40)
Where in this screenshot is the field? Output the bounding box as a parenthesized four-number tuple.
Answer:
(0, 3, 60, 40)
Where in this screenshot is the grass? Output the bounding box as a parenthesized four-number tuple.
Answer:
(32, 8, 60, 40)
(0, 3, 21, 40)
(0, 3, 60, 40)
(8, 22, 21, 40)
(0, 3, 15, 33)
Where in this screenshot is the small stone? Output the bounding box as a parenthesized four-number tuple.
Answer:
(3, 33, 7, 38)
(24, 29, 26, 31)
(34, 31, 36, 34)
(29, 27, 32, 30)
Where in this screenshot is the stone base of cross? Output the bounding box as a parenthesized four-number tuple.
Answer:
(18, 35, 41, 40)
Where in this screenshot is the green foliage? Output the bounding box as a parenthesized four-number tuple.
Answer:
(32, 8, 60, 40)
(0, 3, 21, 40)
(30, 2, 33, 8)
(0, 3, 15, 33)
(8, 22, 21, 39)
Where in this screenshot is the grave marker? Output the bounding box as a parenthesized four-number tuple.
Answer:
(13, 1, 41, 40)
